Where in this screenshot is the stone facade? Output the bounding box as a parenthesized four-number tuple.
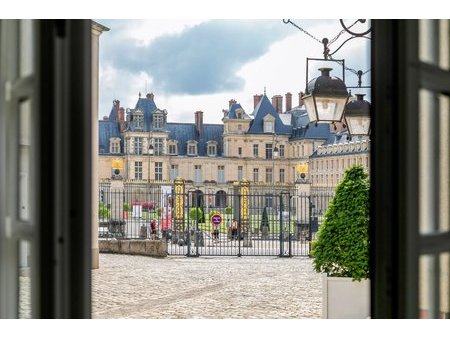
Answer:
(310, 138, 370, 189)
(98, 92, 370, 196)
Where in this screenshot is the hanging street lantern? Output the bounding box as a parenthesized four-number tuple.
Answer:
(302, 67, 350, 125)
(344, 93, 371, 137)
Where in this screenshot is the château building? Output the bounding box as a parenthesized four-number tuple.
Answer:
(98, 91, 370, 206)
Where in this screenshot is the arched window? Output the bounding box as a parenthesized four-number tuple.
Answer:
(215, 191, 227, 208)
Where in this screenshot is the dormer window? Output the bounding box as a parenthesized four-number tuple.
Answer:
(264, 120, 273, 133)
(134, 109, 144, 130)
(152, 109, 167, 129)
(109, 137, 121, 154)
(263, 115, 275, 133)
(168, 140, 178, 155)
(187, 140, 198, 156)
(207, 141, 217, 156)
(153, 114, 164, 129)
(236, 108, 244, 119)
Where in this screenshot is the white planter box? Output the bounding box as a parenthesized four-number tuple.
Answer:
(322, 274, 370, 319)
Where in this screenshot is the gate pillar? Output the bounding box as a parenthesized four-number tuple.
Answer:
(173, 177, 185, 244)
(240, 179, 252, 247)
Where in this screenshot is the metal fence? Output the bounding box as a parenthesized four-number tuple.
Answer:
(98, 184, 334, 257)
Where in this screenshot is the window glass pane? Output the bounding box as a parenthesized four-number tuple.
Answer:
(419, 20, 439, 66)
(19, 100, 31, 222)
(420, 253, 450, 319)
(19, 20, 33, 77)
(439, 20, 449, 71)
(154, 138, 163, 155)
(439, 95, 450, 233)
(419, 254, 437, 318)
(419, 89, 439, 235)
(18, 240, 32, 319)
(440, 252, 450, 318)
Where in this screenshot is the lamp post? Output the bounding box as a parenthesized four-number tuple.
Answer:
(147, 144, 154, 181)
(284, 19, 372, 138)
(272, 134, 279, 210)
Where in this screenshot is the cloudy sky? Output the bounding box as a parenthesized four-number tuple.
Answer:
(97, 19, 371, 124)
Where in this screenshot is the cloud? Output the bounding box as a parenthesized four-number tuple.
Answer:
(101, 20, 296, 96)
(97, 19, 371, 122)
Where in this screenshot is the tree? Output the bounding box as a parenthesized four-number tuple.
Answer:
(260, 206, 269, 231)
(311, 165, 370, 281)
(98, 201, 111, 219)
(189, 207, 204, 223)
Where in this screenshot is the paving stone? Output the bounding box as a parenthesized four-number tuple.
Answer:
(92, 254, 322, 319)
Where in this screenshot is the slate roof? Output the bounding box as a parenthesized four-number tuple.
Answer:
(98, 94, 337, 156)
(127, 97, 157, 132)
(247, 94, 291, 135)
(99, 119, 121, 154)
(166, 123, 224, 156)
(289, 108, 332, 140)
(225, 103, 251, 120)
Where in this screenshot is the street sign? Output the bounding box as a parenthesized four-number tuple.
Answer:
(211, 214, 222, 225)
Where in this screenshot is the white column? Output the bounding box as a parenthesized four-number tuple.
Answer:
(91, 21, 109, 269)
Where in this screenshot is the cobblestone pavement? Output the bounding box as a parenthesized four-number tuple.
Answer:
(92, 254, 322, 319)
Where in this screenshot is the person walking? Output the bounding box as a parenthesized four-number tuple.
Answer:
(150, 219, 157, 240)
(231, 219, 238, 240)
(213, 222, 220, 240)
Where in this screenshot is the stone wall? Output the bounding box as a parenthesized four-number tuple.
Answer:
(99, 239, 167, 257)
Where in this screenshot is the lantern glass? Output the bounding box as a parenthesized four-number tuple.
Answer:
(303, 95, 317, 123)
(315, 96, 348, 122)
(346, 115, 371, 136)
(273, 147, 279, 158)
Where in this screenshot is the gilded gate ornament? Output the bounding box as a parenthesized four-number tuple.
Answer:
(174, 177, 185, 238)
(240, 179, 250, 245)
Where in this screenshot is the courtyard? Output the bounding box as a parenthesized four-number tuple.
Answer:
(91, 254, 322, 319)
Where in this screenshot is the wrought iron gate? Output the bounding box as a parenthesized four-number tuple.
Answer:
(98, 180, 334, 257)
(165, 183, 333, 257)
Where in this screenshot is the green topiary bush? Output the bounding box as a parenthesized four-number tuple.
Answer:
(189, 207, 204, 223)
(311, 165, 370, 281)
(98, 201, 111, 219)
(260, 206, 269, 231)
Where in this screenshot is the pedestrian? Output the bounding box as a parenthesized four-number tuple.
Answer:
(213, 222, 220, 240)
(150, 219, 157, 240)
(231, 219, 238, 240)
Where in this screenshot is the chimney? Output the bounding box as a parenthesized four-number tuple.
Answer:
(298, 91, 304, 107)
(229, 99, 237, 109)
(271, 95, 283, 114)
(119, 107, 125, 133)
(285, 92, 292, 112)
(102, 116, 109, 121)
(253, 94, 263, 109)
(195, 110, 204, 137)
(146, 92, 154, 100)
